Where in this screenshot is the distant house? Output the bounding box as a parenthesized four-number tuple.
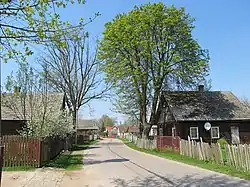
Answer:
(77, 119, 99, 142)
(158, 85, 250, 144)
(117, 125, 139, 137)
(127, 125, 139, 135)
(1, 92, 67, 135)
(105, 126, 118, 138)
(117, 125, 128, 137)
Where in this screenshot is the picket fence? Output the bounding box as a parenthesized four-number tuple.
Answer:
(123, 134, 250, 172)
(123, 134, 157, 149)
(2, 135, 72, 167)
(180, 137, 250, 172)
(180, 138, 223, 164)
(2, 136, 41, 167)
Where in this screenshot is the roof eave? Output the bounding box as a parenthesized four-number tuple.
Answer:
(176, 118, 250, 122)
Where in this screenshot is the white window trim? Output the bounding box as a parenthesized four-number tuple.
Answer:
(172, 127, 176, 137)
(190, 127, 199, 140)
(211, 126, 220, 139)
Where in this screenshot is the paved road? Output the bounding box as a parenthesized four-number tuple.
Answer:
(63, 138, 250, 187)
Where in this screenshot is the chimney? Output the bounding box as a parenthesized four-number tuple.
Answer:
(198, 85, 204, 92)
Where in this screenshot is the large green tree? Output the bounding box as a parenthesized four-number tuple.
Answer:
(98, 114, 117, 127)
(0, 0, 98, 62)
(99, 3, 209, 138)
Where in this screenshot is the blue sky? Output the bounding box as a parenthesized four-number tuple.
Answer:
(2, 0, 250, 123)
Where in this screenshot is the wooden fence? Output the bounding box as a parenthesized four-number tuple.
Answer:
(123, 134, 250, 172)
(180, 138, 223, 164)
(157, 136, 180, 152)
(122, 134, 157, 149)
(136, 138, 157, 149)
(180, 137, 250, 172)
(2, 136, 40, 167)
(2, 135, 72, 167)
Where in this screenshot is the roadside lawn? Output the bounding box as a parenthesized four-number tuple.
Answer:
(45, 140, 98, 171)
(120, 138, 250, 180)
(3, 166, 35, 171)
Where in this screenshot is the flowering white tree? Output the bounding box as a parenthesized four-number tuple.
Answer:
(19, 108, 74, 139)
(4, 62, 75, 139)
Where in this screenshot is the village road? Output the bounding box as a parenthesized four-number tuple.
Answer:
(60, 138, 250, 187)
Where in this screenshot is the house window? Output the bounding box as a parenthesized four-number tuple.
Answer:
(190, 127, 199, 139)
(172, 127, 176, 137)
(211, 126, 220, 139)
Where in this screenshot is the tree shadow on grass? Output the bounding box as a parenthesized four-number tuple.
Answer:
(45, 141, 99, 170)
(45, 153, 83, 170)
(72, 140, 99, 151)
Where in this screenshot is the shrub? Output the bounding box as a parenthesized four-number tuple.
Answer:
(217, 137, 228, 147)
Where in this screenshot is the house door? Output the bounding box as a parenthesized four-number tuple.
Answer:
(231, 126, 240, 144)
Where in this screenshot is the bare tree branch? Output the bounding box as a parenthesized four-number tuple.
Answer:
(39, 33, 111, 127)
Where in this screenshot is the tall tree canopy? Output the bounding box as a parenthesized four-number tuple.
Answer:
(40, 32, 110, 127)
(98, 114, 117, 127)
(99, 3, 210, 137)
(0, 0, 97, 62)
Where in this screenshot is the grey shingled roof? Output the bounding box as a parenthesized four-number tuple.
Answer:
(118, 125, 129, 133)
(1, 93, 65, 120)
(164, 91, 250, 121)
(77, 119, 99, 130)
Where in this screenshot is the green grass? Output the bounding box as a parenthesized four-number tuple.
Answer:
(120, 138, 250, 180)
(3, 166, 35, 171)
(45, 140, 98, 171)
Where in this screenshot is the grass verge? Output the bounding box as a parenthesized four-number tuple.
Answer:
(3, 166, 35, 171)
(45, 140, 98, 171)
(120, 138, 250, 180)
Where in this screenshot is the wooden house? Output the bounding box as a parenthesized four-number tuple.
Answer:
(1, 92, 67, 135)
(76, 119, 99, 142)
(158, 85, 250, 144)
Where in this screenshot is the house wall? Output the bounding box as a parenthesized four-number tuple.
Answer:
(77, 129, 98, 143)
(2, 120, 25, 135)
(173, 121, 250, 144)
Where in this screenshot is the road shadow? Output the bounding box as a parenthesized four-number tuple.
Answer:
(73, 146, 100, 151)
(111, 174, 250, 187)
(107, 144, 250, 187)
(100, 141, 124, 146)
(108, 144, 175, 185)
(83, 153, 98, 157)
(84, 158, 129, 166)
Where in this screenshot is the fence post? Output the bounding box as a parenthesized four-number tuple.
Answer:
(0, 145, 4, 186)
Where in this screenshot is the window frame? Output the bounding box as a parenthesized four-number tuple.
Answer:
(172, 127, 176, 137)
(211, 126, 220, 139)
(190, 127, 199, 140)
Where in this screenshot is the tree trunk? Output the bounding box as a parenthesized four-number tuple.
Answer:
(142, 123, 151, 139)
(64, 135, 70, 151)
(72, 110, 77, 144)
